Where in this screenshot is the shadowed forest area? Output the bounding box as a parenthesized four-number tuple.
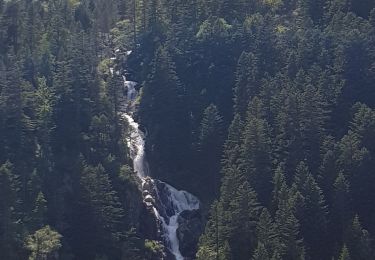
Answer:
(0, 0, 375, 259)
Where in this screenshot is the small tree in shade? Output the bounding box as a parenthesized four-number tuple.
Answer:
(292, 162, 328, 259)
(253, 242, 270, 260)
(339, 245, 351, 260)
(275, 184, 305, 260)
(0, 161, 20, 259)
(345, 215, 373, 260)
(30, 192, 48, 231)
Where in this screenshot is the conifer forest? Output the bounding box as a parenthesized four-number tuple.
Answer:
(1, 0, 375, 259)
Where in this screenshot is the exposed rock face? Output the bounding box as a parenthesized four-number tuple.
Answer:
(139, 204, 160, 240)
(177, 209, 204, 258)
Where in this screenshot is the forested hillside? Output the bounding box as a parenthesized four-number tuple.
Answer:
(1, 0, 375, 259)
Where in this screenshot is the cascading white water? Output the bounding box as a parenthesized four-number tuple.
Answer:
(123, 114, 148, 178)
(117, 53, 200, 260)
(123, 76, 138, 101)
(155, 183, 200, 259)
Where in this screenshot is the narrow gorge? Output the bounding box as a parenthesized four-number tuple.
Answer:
(113, 50, 202, 259)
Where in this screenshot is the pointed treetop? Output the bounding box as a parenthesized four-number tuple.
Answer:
(339, 244, 351, 260)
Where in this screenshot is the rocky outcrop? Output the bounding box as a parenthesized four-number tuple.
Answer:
(177, 209, 204, 258)
(139, 204, 160, 241)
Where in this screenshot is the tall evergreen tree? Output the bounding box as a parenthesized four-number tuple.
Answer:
(30, 192, 47, 231)
(0, 161, 21, 259)
(198, 103, 224, 196)
(275, 184, 305, 260)
(234, 52, 261, 118)
(255, 208, 280, 259)
(271, 165, 287, 214)
(240, 98, 273, 204)
(221, 113, 243, 171)
(0, 54, 24, 163)
(339, 244, 351, 260)
(332, 172, 352, 242)
(74, 164, 126, 259)
(345, 215, 373, 260)
(139, 46, 190, 184)
(292, 162, 329, 259)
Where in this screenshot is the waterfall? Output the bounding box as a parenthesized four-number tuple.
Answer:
(116, 52, 200, 260)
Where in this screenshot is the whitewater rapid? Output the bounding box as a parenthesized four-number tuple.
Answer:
(118, 55, 200, 260)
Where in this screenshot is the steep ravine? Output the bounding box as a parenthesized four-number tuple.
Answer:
(113, 50, 202, 259)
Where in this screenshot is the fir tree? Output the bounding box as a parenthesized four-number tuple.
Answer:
(240, 98, 272, 204)
(345, 215, 373, 260)
(139, 46, 190, 184)
(0, 161, 21, 259)
(339, 244, 351, 260)
(221, 113, 244, 170)
(271, 165, 287, 214)
(292, 162, 329, 259)
(332, 172, 352, 241)
(255, 208, 280, 258)
(30, 192, 47, 231)
(198, 103, 224, 196)
(275, 184, 305, 260)
(234, 52, 261, 118)
(75, 164, 125, 258)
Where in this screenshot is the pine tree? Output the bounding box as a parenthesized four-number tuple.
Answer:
(337, 133, 369, 176)
(234, 52, 261, 118)
(332, 172, 352, 241)
(339, 244, 351, 260)
(345, 215, 373, 260)
(107, 71, 123, 129)
(350, 103, 375, 153)
(273, 88, 304, 178)
(69, 30, 96, 134)
(292, 162, 329, 259)
(271, 165, 287, 214)
(35, 77, 55, 176)
(253, 242, 271, 260)
(139, 46, 190, 183)
(167, 0, 198, 50)
(0, 53, 24, 162)
(221, 113, 244, 170)
(199, 103, 224, 196)
(275, 184, 305, 260)
(198, 165, 261, 260)
(74, 163, 126, 258)
(199, 104, 224, 153)
(220, 166, 261, 259)
(80, 164, 125, 237)
(0, 161, 21, 259)
(318, 147, 339, 203)
(52, 51, 77, 154)
(299, 86, 328, 172)
(197, 201, 229, 260)
(255, 208, 280, 258)
(47, 0, 69, 57)
(325, 0, 351, 21)
(240, 98, 272, 204)
(30, 192, 47, 231)
(337, 132, 373, 227)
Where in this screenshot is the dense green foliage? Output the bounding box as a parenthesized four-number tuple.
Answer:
(0, 0, 150, 259)
(1, 0, 375, 259)
(129, 0, 375, 259)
